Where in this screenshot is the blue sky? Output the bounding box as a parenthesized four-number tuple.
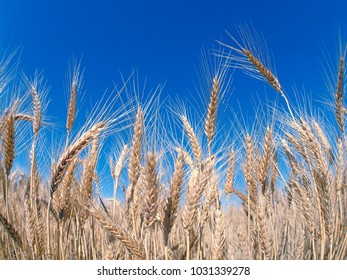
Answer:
(1, 0, 346, 197)
(1, 0, 346, 107)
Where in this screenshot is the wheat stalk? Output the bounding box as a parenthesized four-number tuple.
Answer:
(312, 120, 334, 164)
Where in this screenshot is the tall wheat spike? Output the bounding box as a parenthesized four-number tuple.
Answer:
(128, 108, 144, 198)
(4, 114, 15, 177)
(66, 69, 78, 134)
(205, 76, 219, 145)
(335, 56, 345, 133)
(143, 151, 158, 230)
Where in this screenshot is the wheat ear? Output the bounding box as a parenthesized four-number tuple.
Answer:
(163, 149, 184, 249)
(14, 114, 33, 122)
(128, 108, 143, 195)
(126, 108, 144, 235)
(4, 114, 15, 176)
(312, 121, 334, 164)
(0, 212, 23, 249)
(205, 76, 219, 145)
(66, 80, 77, 134)
(30, 83, 42, 203)
(31, 84, 42, 134)
(50, 122, 105, 195)
(243, 49, 282, 94)
(112, 144, 128, 217)
(143, 151, 158, 230)
(243, 49, 295, 120)
(88, 207, 146, 260)
(212, 209, 226, 260)
(257, 202, 272, 259)
(244, 134, 257, 206)
(224, 150, 235, 198)
(80, 136, 99, 221)
(259, 127, 272, 195)
(335, 56, 345, 133)
(180, 148, 194, 168)
(182, 115, 201, 163)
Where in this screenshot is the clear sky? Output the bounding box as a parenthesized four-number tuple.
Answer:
(1, 0, 346, 196)
(1, 0, 346, 108)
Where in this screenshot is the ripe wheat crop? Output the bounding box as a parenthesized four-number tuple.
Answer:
(0, 31, 346, 260)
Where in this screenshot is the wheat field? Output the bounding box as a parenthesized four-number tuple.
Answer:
(0, 33, 346, 260)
